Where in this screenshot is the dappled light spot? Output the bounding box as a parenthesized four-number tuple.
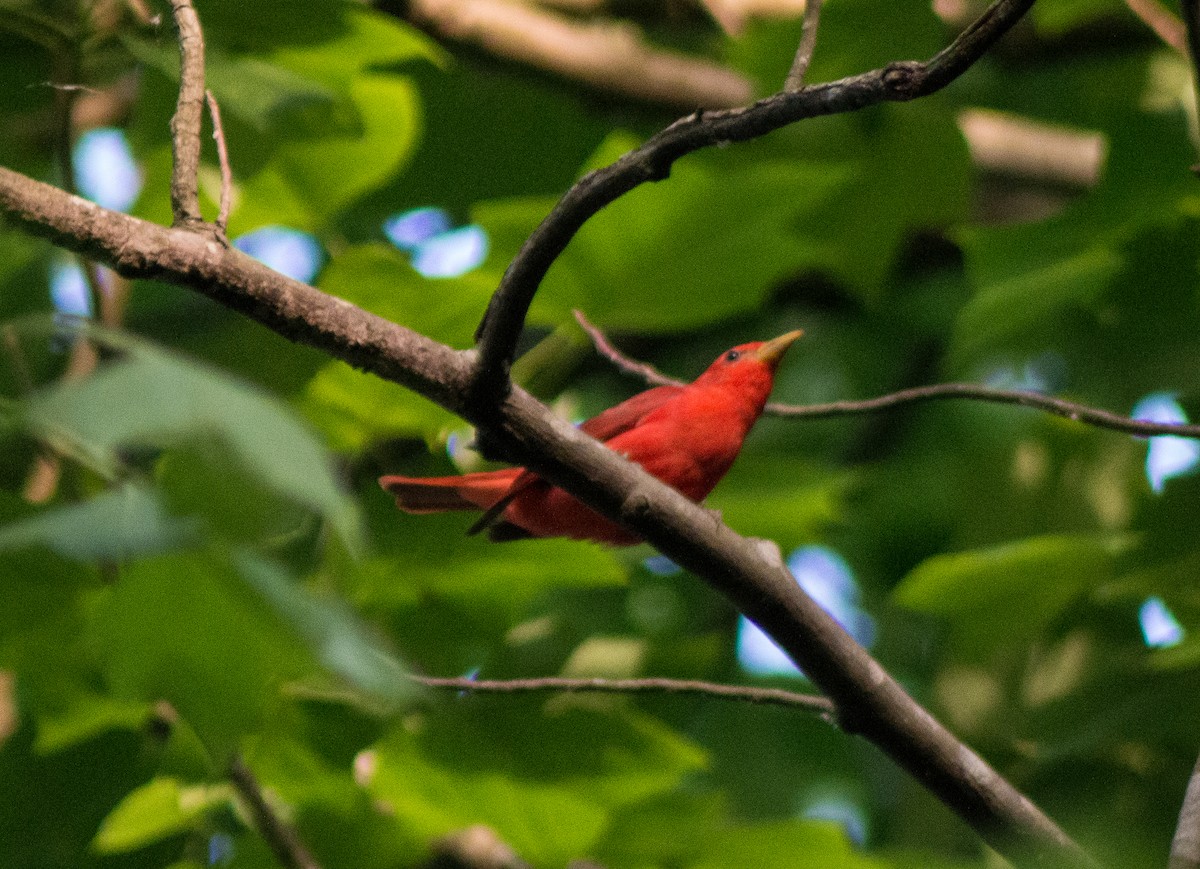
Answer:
(411, 225, 489, 278)
(800, 793, 869, 847)
(384, 207, 452, 250)
(233, 226, 324, 283)
(207, 831, 234, 866)
(1139, 596, 1184, 649)
(1131, 393, 1200, 493)
(788, 546, 875, 648)
(642, 554, 682, 576)
(384, 208, 490, 278)
(73, 127, 142, 212)
(738, 546, 873, 678)
(49, 259, 91, 317)
(981, 352, 1067, 394)
(737, 616, 800, 677)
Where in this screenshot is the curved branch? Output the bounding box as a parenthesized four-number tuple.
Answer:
(470, 0, 1038, 409)
(413, 674, 836, 716)
(0, 167, 1092, 868)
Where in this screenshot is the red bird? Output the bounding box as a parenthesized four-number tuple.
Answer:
(380, 330, 803, 545)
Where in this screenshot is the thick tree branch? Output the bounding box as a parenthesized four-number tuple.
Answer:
(413, 674, 837, 716)
(0, 167, 1092, 867)
(470, 0, 1038, 410)
(574, 310, 1200, 439)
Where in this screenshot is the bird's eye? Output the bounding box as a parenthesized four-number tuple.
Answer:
(725, 350, 741, 362)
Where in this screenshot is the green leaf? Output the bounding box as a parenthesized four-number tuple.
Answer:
(232, 550, 414, 706)
(694, 819, 884, 869)
(369, 700, 706, 865)
(478, 133, 850, 333)
(316, 243, 493, 348)
(0, 484, 196, 561)
(94, 550, 312, 757)
(121, 36, 352, 137)
(951, 243, 1123, 366)
(358, 537, 627, 616)
(301, 358, 461, 451)
(20, 324, 363, 554)
(894, 534, 1127, 654)
(92, 777, 228, 854)
(236, 74, 422, 229)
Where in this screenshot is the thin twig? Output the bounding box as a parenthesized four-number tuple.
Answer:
(168, 0, 206, 228)
(1172, 751, 1200, 869)
(573, 309, 678, 385)
(413, 674, 837, 717)
(1122, 0, 1187, 54)
(205, 89, 232, 237)
(573, 310, 1200, 439)
(766, 383, 1200, 437)
(228, 754, 323, 869)
(470, 0, 1039, 414)
(784, 0, 823, 91)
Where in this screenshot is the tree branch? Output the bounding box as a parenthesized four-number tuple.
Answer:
(0, 166, 1093, 867)
(470, 0, 1038, 411)
(404, 0, 753, 109)
(204, 89, 232, 238)
(229, 754, 323, 869)
(1172, 751, 1200, 869)
(168, 0, 207, 229)
(1122, 0, 1187, 53)
(573, 310, 1200, 439)
(783, 0, 822, 91)
(413, 674, 837, 717)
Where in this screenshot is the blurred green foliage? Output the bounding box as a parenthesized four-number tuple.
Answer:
(1, 0, 1199, 866)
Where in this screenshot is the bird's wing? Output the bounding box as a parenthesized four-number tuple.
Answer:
(580, 385, 684, 443)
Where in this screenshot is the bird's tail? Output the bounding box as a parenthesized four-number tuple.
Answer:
(379, 469, 523, 514)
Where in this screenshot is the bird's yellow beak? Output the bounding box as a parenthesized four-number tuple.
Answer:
(753, 329, 804, 367)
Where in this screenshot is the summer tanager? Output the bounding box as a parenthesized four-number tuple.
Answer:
(380, 329, 803, 545)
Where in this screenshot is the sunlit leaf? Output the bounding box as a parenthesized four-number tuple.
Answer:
(93, 777, 228, 854)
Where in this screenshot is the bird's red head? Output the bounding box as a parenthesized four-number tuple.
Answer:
(695, 329, 804, 389)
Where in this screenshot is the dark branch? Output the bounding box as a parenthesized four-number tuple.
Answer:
(470, 0, 1038, 411)
(168, 0, 207, 229)
(413, 674, 837, 717)
(0, 168, 1092, 867)
(229, 754, 323, 869)
(574, 310, 1200, 439)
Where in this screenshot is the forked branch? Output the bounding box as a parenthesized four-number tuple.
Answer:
(471, 0, 1038, 409)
